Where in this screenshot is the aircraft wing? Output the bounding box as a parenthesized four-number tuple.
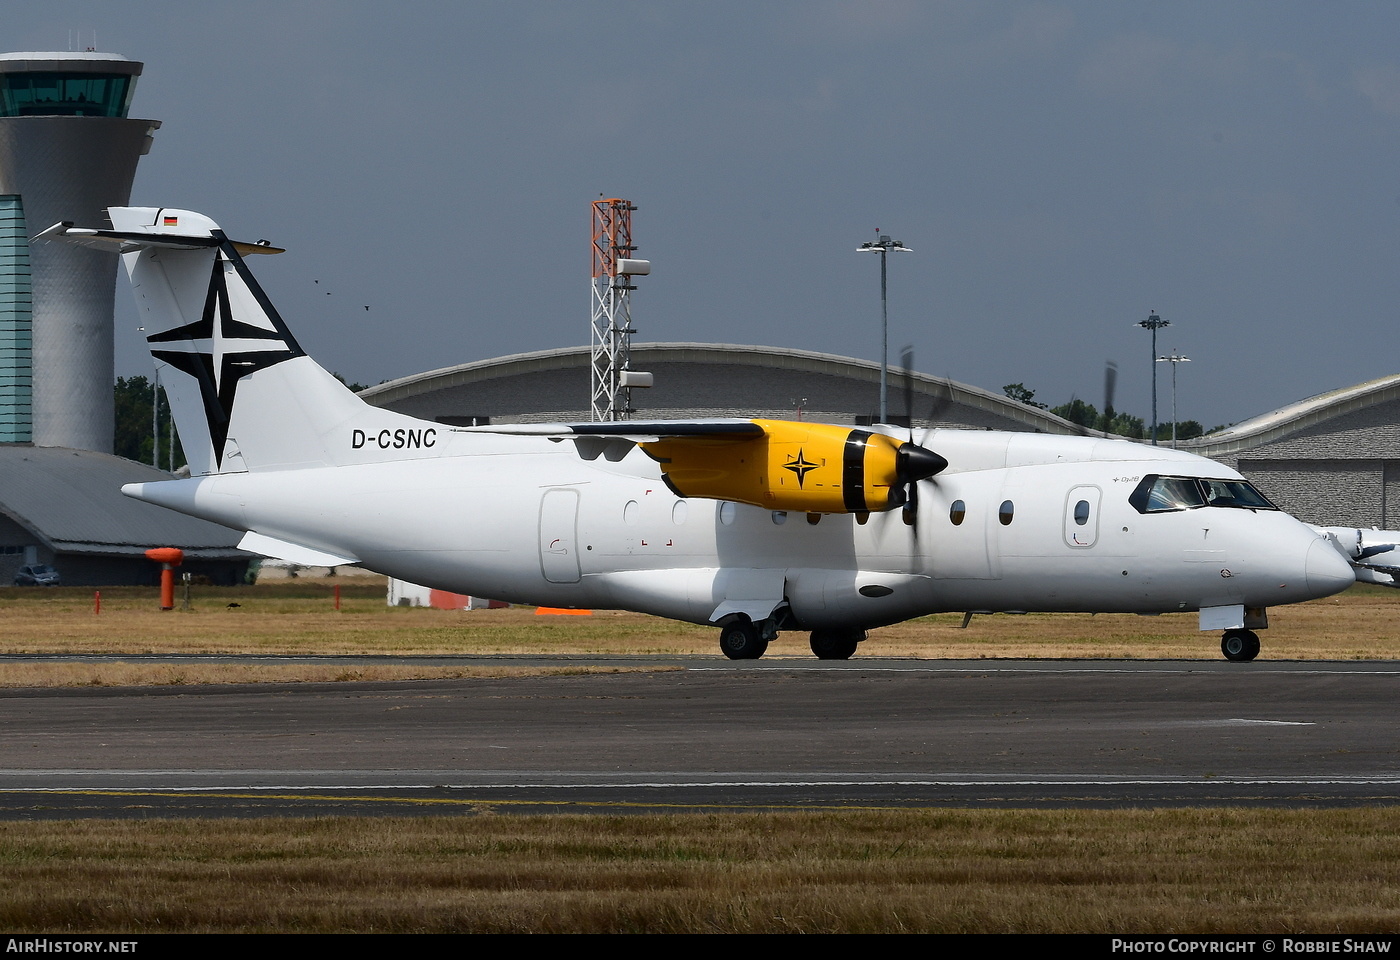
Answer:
(1353, 545, 1400, 584)
(460, 418, 945, 516)
(454, 420, 765, 442)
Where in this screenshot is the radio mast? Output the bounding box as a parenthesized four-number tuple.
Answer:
(590, 198, 651, 420)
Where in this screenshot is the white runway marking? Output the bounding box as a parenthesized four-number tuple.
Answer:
(4, 771, 1400, 791)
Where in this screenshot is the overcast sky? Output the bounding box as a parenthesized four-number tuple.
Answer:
(13, 1, 1400, 429)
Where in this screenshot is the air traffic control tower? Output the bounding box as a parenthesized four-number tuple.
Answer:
(0, 52, 159, 452)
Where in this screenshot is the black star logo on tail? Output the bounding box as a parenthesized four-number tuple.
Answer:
(148, 245, 303, 468)
(783, 449, 820, 488)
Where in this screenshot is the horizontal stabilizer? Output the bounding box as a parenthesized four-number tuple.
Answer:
(42, 205, 286, 257)
(239, 531, 359, 566)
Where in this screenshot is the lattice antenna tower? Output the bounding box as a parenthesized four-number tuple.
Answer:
(591, 198, 650, 420)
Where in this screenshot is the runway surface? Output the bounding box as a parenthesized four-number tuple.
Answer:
(1, 656, 1398, 817)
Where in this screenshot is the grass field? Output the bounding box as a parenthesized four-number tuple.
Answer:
(4, 579, 1400, 932)
(1, 578, 1398, 680)
(2, 810, 1400, 933)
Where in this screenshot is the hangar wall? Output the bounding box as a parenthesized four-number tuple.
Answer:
(366, 345, 1400, 532)
(1185, 381, 1400, 528)
(362, 343, 1080, 436)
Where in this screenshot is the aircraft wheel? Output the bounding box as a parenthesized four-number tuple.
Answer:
(809, 628, 864, 660)
(1221, 629, 1260, 662)
(719, 620, 768, 660)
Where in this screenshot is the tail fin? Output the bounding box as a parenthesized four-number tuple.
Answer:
(53, 207, 381, 475)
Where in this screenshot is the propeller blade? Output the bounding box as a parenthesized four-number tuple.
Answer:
(1102, 361, 1118, 436)
(892, 349, 946, 530)
(925, 376, 956, 436)
(900, 345, 916, 436)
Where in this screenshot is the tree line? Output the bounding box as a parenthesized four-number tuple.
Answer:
(115, 375, 184, 470)
(1001, 382, 1224, 441)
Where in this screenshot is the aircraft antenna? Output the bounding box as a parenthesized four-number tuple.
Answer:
(590, 198, 651, 420)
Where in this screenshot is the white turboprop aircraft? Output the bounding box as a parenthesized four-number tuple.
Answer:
(51, 207, 1366, 662)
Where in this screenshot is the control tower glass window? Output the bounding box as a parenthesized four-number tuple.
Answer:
(0, 73, 133, 117)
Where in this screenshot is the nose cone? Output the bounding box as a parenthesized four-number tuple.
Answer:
(1306, 537, 1357, 598)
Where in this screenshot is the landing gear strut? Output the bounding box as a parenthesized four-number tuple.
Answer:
(1220, 629, 1260, 662)
(809, 628, 865, 660)
(719, 618, 770, 660)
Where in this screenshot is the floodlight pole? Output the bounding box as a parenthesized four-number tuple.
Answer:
(1136, 311, 1169, 445)
(857, 234, 912, 423)
(1156, 352, 1191, 448)
(151, 368, 159, 469)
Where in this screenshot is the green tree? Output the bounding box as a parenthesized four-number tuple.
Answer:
(1051, 398, 1098, 429)
(1050, 399, 1145, 437)
(332, 372, 369, 393)
(1153, 420, 1204, 442)
(114, 376, 185, 471)
(1106, 413, 1145, 439)
(1002, 383, 1047, 409)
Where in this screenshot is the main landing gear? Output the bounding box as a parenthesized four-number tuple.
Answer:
(1221, 629, 1261, 662)
(809, 628, 866, 660)
(718, 618, 770, 660)
(717, 618, 868, 661)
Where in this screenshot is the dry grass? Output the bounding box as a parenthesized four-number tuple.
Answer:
(0, 662, 673, 688)
(0, 581, 714, 657)
(0, 809, 1398, 932)
(1, 579, 1398, 663)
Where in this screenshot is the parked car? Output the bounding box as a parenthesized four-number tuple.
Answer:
(13, 564, 60, 587)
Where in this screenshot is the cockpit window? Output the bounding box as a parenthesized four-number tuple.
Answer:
(1200, 478, 1276, 510)
(1140, 476, 1205, 512)
(1129, 474, 1277, 514)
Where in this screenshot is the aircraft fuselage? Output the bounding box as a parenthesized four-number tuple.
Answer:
(128, 426, 1352, 631)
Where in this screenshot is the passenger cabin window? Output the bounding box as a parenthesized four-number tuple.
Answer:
(1129, 475, 1277, 514)
(1073, 500, 1090, 525)
(949, 500, 966, 525)
(998, 500, 1014, 525)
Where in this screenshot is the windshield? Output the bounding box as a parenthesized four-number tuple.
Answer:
(1129, 475, 1277, 514)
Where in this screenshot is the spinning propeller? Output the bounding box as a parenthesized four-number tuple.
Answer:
(892, 346, 948, 527)
(1101, 361, 1118, 438)
(1058, 360, 1120, 438)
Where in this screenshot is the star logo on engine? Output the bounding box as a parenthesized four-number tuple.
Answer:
(783, 449, 820, 488)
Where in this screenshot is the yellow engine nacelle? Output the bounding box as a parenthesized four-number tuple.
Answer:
(641, 419, 908, 514)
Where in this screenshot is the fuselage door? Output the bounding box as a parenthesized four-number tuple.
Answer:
(539, 487, 582, 583)
(1064, 485, 1102, 548)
